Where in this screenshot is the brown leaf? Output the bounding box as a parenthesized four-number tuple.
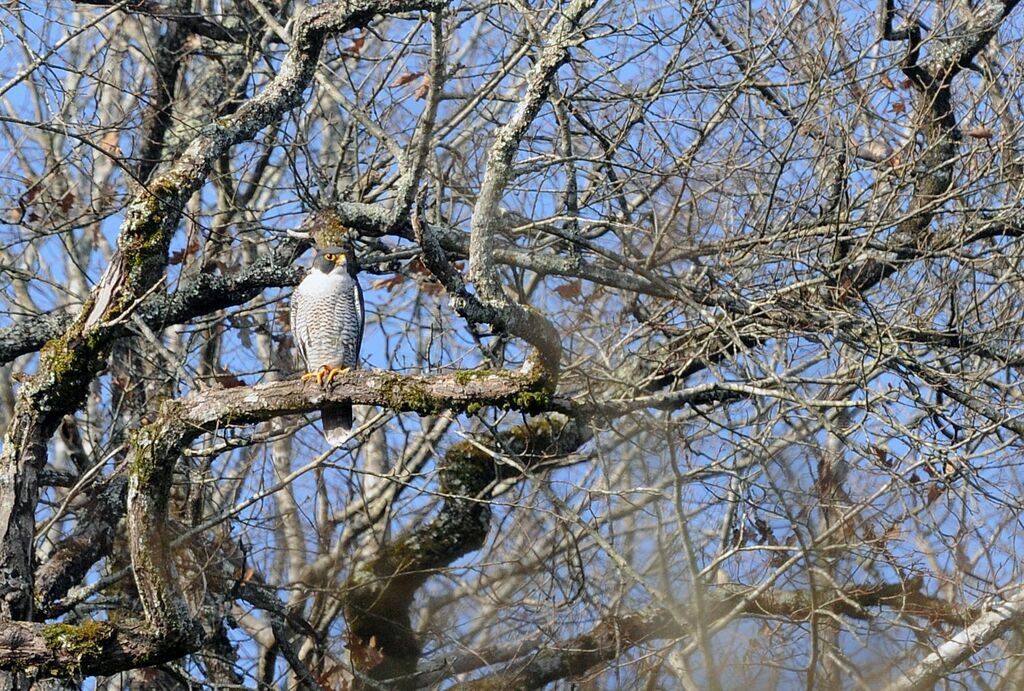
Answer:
(554, 280, 582, 299)
(390, 71, 423, 87)
(413, 74, 432, 100)
(370, 274, 406, 291)
(99, 130, 121, 157)
(214, 372, 247, 388)
(319, 665, 349, 691)
(341, 35, 365, 58)
(167, 241, 200, 266)
(880, 74, 895, 90)
(420, 281, 445, 296)
(900, 78, 912, 89)
(926, 483, 942, 506)
(345, 633, 384, 670)
(966, 126, 994, 140)
(408, 257, 431, 276)
(58, 191, 75, 213)
(891, 101, 905, 114)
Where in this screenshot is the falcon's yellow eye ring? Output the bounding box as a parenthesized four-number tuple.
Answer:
(324, 252, 344, 263)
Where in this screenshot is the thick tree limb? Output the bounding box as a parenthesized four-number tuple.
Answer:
(154, 367, 554, 431)
(0, 313, 70, 369)
(0, 620, 203, 678)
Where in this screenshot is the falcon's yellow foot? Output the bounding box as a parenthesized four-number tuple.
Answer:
(322, 366, 350, 386)
(302, 364, 336, 386)
(301, 364, 349, 386)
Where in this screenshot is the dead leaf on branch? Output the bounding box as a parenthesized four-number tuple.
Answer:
(389, 71, 423, 87)
(214, 372, 248, 388)
(370, 273, 406, 291)
(167, 240, 200, 265)
(341, 35, 366, 58)
(554, 280, 582, 300)
(413, 74, 431, 100)
(344, 633, 384, 670)
(965, 126, 994, 140)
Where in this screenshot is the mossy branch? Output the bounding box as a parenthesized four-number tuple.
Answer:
(147, 367, 555, 434)
(0, 620, 201, 678)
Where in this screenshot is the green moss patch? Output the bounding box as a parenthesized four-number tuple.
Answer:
(42, 620, 113, 671)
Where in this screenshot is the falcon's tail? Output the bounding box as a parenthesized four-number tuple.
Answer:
(322, 404, 353, 446)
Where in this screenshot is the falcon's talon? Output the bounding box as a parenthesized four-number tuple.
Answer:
(301, 371, 321, 383)
(313, 364, 335, 387)
(324, 366, 350, 386)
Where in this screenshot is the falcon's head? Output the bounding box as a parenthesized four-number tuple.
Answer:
(313, 246, 357, 276)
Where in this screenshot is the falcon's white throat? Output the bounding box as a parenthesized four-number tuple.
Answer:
(302, 266, 348, 289)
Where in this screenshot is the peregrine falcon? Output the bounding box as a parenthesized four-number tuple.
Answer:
(291, 245, 364, 445)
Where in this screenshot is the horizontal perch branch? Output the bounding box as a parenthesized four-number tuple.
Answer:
(161, 367, 554, 433)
